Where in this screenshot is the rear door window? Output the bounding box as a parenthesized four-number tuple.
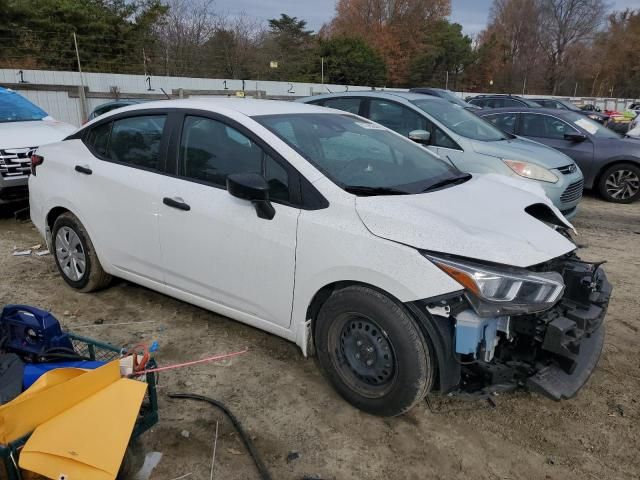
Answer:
(368, 99, 428, 136)
(485, 113, 517, 134)
(107, 115, 166, 169)
(323, 98, 363, 114)
(502, 98, 523, 108)
(521, 113, 579, 139)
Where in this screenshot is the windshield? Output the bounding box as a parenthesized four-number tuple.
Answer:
(0, 90, 47, 123)
(412, 99, 510, 141)
(563, 111, 620, 138)
(255, 113, 462, 194)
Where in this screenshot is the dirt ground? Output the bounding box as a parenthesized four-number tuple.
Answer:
(1, 194, 639, 480)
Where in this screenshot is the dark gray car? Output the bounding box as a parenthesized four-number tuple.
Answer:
(479, 107, 640, 203)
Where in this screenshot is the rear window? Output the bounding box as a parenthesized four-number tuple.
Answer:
(0, 90, 47, 123)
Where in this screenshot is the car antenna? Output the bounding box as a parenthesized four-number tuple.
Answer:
(160, 87, 171, 100)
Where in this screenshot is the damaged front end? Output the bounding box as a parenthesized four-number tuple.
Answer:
(418, 252, 612, 401)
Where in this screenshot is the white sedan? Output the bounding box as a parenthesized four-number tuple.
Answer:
(29, 99, 611, 416)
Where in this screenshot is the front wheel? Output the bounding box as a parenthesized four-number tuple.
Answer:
(598, 163, 640, 203)
(315, 285, 434, 416)
(52, 212, 112, 292)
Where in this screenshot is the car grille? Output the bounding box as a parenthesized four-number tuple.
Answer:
(557, 164, 577, 175)
(0, 147, 35, 178)
(560, 179, 584, 203)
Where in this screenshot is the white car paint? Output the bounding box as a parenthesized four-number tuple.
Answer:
(29, 98, 576, 356)
(0, 118, 76, 149)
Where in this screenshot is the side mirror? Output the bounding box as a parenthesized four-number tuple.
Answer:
(226, 173, 275, 220)
(408, 129, 431, 145)
(564, 132, 587, 142)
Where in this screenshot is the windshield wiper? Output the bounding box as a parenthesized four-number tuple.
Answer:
(421, 173, 472, 192)
(344, 185, 409, 196)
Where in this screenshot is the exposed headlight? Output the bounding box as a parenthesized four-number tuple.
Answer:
(588, 114, 600, 121)
(503, 159, 558, 183)
(424, 253, 565, 316)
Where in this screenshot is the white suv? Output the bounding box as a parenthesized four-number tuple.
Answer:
(29, 99, 611, 416)
(0, 87, 75, 204)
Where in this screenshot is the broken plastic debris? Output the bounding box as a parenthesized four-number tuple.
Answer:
(30, 244, 42, 250)
(12, 250, 31, 256)
(36, 250, 50, 256)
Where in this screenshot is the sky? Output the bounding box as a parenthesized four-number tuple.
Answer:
(213, 0, 640, 37)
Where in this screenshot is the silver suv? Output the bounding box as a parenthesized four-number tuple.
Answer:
(299, 92, 584, 219)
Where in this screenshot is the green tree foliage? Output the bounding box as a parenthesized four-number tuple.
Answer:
(408, 20, 473, 89)
(316, 37, 387, 86)
(0, 0, 167, 72)
(262, 14, 316, 81)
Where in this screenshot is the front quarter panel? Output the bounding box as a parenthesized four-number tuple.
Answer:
(291, 183, 462, 353)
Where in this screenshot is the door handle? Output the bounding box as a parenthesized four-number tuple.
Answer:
(75, 165, 92, 175)
(163, 197, 191, 211)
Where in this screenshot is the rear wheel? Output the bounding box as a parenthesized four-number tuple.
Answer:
(52, 212, 112, 292)
(598, 163, 640, 203)
(315, 285, 433, 416)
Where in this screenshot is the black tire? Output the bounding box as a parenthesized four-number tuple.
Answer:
(315, 285, 433, 416)
(598, 162, 640, 203)
(51, 212, 112, 292)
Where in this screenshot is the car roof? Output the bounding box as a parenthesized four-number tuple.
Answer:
(476, 107, 578, 117)
(84, 97, 339, 125)
(300, 90, 449, 104)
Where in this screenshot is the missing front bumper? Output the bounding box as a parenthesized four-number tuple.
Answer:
(455, 258, 612, 400)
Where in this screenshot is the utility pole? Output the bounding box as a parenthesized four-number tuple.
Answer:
(522, 75, 527, 95)
(73, 32, 88, 123)
(143, 47, 148, 77)
(321, 57, 324, 89)
(574, 82, 578, 97)
(445, 71, 449, 90)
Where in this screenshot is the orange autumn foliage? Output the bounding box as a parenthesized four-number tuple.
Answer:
(327, 0, 451, 85)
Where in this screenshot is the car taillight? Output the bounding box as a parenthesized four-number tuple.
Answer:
(31, 154, 44, 176)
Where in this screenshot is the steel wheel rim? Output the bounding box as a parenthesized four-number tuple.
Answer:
(605, 169, 640, 200)
(330, 313, 397, 398)
(55, 226, 87, 281)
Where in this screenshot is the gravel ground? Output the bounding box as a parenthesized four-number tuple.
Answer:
(1, 194, 638, 480)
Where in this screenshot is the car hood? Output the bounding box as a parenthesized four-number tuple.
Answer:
(355, 174, 575, 268)
(0, 118, 76, 149)
(470, 137, 573, 169)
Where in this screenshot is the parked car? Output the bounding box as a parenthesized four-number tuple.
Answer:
(479, 107, 640, 203)
(467, 94, 543, 109)
(30, 98, 611, 416)
(408, 87, 481, 110)
(0, 87, 76, 205)
(299, 92, 584, 218)
(88, 99, 147, 121)
(531, 98, 609, 124)
(627, 114, 640, 139)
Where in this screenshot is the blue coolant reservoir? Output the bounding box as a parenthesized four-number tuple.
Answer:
(455, 310, 506, 361)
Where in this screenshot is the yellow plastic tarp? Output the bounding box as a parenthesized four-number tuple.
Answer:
(0, 361, 120, 444)
(18, 377, 147, 480)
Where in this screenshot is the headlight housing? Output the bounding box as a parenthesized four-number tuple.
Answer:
(588, 114, 600, 121)
(424, 253, 565, 316)
(503, 159, 558, 183)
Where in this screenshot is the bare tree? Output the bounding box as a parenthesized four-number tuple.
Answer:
(207, 12, 265, 79)
(153, 0, 218, 76)
(538, 0, 606, 94)
(490, 0, 543, 92)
